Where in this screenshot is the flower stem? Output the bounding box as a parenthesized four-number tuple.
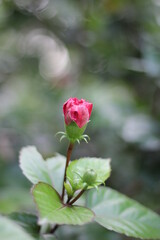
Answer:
(68, 189, 85, 205)
(62, 142, 74, 201)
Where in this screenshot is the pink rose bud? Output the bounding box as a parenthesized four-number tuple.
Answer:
(63, 98, 93, 143)
(63, 98, 93, 128)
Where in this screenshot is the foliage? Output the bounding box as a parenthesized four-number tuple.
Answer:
(32, 182, 94, 225)
(15, 146, 160, 239)
(0, 0, 160, 239)
(0, 215, 35, 240)
(87, 187, 160, 239)
(67, 157, 111, 190)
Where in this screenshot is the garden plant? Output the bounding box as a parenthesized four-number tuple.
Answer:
(1, 97, 160, 240)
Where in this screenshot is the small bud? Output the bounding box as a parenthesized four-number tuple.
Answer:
(72, 178, 81, 190)
(82, 169, 97, 186)
(64, 182, 73, 197)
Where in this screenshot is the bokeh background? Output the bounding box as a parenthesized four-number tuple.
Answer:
(0, 0, 160, 239)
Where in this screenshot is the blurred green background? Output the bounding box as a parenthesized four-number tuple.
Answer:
(0, 0, 160, 239)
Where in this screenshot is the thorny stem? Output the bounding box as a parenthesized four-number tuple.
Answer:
(61, 142, 74, 201)
(68, 189, 85, 205)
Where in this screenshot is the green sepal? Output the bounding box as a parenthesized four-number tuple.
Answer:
(65, 122, 88, 143)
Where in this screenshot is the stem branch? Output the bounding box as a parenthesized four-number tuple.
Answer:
(62, 142, 74, 201)
(49, 224, 59, 234)
(68, 189, 85, 205)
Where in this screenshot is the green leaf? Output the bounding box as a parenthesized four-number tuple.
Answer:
(40, 235, 57, 240)
(46, 154, 66, 194)
(0, 215, 35, 240)
(87, 187, 160, 239)
(19, 146, 52, 185)
(32, 182, 94, 225)
(19, 146, 66, 194)
(67, 158, 111, 190)
(56, 222, 118, 240)
(0, 187, 33, 214)
(9, 212, 40, 238)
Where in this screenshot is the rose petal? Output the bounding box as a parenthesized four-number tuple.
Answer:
(63, 98, 93, 128)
